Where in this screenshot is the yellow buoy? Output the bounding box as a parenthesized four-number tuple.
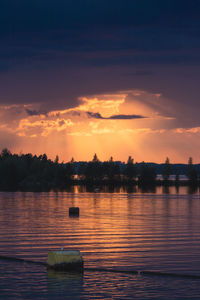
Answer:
(47, 250, 84, 271)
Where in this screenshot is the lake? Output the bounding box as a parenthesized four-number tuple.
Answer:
(0, 187, 200, 299)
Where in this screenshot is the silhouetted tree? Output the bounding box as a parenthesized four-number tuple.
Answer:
(162, 157, 171, 182)
(70, 157, 75, 164)
(65, 161, 75, 181)
(1, 148, 11, 158)
(84, 154, 103, 182)
(187, 157, 197, 184)
(123, 156, 137, 181)
(77, 162, 87, 180)
(3, 161, 19, 189)
(102, 157, 120, 181)
(92, 153, 99, 162)
(138, 163, 156, 185)
(54, 155, 59, 164)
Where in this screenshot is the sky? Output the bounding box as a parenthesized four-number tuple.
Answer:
(0, 0, 200, 163)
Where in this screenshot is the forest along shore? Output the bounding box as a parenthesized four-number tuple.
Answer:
(0, 149, 199, 191)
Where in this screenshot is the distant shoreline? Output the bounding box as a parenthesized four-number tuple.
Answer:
(0, 149, 199, 191)
(0, 180, 200, 193)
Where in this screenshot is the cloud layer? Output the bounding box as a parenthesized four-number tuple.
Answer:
(0, 0, 199, 112)
(0, 89, 200, 162)
(87, 112, 145, 120)
(0, 1, 200, 161)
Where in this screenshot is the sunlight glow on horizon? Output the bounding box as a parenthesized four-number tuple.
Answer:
(1, 89, 200, 164)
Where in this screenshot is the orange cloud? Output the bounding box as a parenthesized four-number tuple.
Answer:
(174, 127, 200, 134)
(47, 94, 126, 118)
(16, 117, 74, 137)
(0, 89, 199, 163)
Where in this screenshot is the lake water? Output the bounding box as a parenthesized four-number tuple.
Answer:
(1, 187, 200, 299)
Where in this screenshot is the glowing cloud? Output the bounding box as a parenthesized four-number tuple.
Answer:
(0, 89, 200, 163)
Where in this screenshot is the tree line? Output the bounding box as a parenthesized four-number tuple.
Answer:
(0, 149, 198, 190)
(77, 154, 156, 185)
(0, 148, 74, 190)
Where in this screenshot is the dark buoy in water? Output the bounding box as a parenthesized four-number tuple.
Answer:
(69, 207, 79, 217)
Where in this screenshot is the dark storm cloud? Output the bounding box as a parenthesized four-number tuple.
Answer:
(25, 107, 50, 116)
(25, 109, 42, 116)
(109, 114, 145, 120)
(87, 112, 145, 120)
(87, 112, 104, 119)
(1, 0, 200, 65)
(1, 0, 200, 34)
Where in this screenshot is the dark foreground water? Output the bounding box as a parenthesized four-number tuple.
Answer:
(1, 187, 200, 299)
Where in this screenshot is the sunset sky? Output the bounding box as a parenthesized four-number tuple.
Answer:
(0, 0, 200, 163)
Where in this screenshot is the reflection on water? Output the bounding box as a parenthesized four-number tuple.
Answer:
(1, 261, 200, 299)
(0, 188, 200, 298)
(55, 185, 200, 195)
(47, 269, 84, 298)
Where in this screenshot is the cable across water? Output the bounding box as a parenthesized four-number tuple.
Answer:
(0, 255, 200, 280)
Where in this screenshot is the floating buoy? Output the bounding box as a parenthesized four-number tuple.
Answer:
(69, 207, 79, 217)
(47, 250, 84, 271)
